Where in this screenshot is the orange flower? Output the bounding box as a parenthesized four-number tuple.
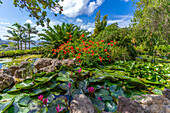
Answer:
(69, 38, 72, 41)
(150, 33, 152, 35)
(69, 35, 72, 38)
(96, 42, 99, 44)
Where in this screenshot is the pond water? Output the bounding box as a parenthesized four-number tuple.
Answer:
(0, 58, 12, 69)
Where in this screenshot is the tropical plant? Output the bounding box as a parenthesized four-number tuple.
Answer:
(38, 23, 90, 57)
(3, 30, 20, 50)
(23, 23, 38, 50)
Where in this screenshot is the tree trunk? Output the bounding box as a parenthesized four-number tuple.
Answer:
(20, 40, 22, 50)
(25, 42, 26, 50)
(17, 41, 19, 50)
(29, 33, 31, 50)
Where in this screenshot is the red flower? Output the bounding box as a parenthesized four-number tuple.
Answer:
(109, 59, 111, 62)
(53, 53, 56, 55)
(79, 44, 82, 46)
(60, 9, 63, 11)
(69, 38, 72, 41)
(108, 43, 110, 45)
(52, 49, 54, 51)
(88, 51, 90, 54)
(79, 60, 81, 63)
(78, 53, 81, 55)
(111, 44, 113, 46)
(99, 57, 102, 59)
(101, 40, 104, 42)
(89, 40, 92, 43)
(150, 33, 152, 35)
(91, 50, 94, 52)
(83, 43, 85, 46)
(96, 42, 99, 44)
(116, 41, 117, 43)
(81, 33, 84, 37)
(104, 49, 107, 52)
(67, 41, 69, 43)
(70, 46, 74, 50)
(82, 40, 84, 42)
(150, 43, 152, 45)
(67, 51, 70, 53)
(110, 41, 113, 43)
(86, 44, 88, 46)
(114, 42, 116, 44)
(107, 56, 109, 58)
(76, 56, 80, 59)
(63, 58, 64, 59)
(91, 53, 94, 56)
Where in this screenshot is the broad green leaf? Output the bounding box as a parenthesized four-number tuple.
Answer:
(18, 96, 31, 107)
(0, 99, 14, 113)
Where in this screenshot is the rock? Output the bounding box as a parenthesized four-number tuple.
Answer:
(133, 94, 170, 113)
(70, 94, 97, 113)
(38, 65, 56, 73)
(19, 61, 30, 69)
(14, 68, 33, 78)
(0, 69, 14, 91)
(8, 65, 19, 76)
(162, 88, 170, 99)
(117, 96, 148, 113)
(34, 58, 52, 70)
(61, 58, 78, 67)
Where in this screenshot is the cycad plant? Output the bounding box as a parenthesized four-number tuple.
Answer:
(38, 23, 90, 57)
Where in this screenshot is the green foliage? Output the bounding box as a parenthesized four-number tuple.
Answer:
(95, 23, 137, 58)
(0, 44, 8, 48)
(0, 49, 43, 58)
(39, 23, 90, 58)
(92, 10, 108, 37)
(12, 0, 63, 26)
(131, 0, 169, 45)
(0, 62, 168, 112)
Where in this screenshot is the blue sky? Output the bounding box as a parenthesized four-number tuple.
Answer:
(0, 0, 136, 40)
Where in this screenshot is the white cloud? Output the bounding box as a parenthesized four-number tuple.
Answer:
(76, 18, 83, 23)
(107, 15, 133, 28)
(0, 22, 10, 25)
(25, 19, 32, 24)
(53, 0, 105, 17)
(124, 0, 130, 2)
(88, 27, 95, 33)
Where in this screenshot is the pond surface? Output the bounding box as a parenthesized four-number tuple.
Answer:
(0, 58, 12, 69)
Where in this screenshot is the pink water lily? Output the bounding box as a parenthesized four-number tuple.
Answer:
(43, 98, 48, 105)
(38, 95, 43, 101)
(56, 104, 63, 112)
(88, 87, 96, 93)
(78, 68, 81, 73)
(67, 83, 72, 88)
(101, 86, 104, 89)
(98, 97, 102, 100)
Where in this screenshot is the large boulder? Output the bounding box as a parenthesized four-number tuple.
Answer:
(117, 94, 170, 113)
(8, 65, 19, 76)
(38, 65, 56, 73)
(34, 58, 53, 70)
(134, 94, 170, 113)
(0, 69, 14, 91)
(162, 88, 170, 99)
(61, 58, 78, 67)
(117, 96, 148, 113)
(70, 94, 97, 113)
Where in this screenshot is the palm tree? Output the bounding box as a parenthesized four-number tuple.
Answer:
(23, 23, 38, 50)
(3, 30, 20, 50)
(10, 23, 25, 50)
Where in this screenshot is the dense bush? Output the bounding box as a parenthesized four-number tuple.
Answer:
(0, 49, 42, 58)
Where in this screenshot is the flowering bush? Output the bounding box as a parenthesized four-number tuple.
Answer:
(51, 35, 118, 67)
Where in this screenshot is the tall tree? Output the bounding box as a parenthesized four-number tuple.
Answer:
(23, 23, 38, 50)
(92, 10, 108, 37)
(131, 0, 169, 45)
(11, 23, 25, 50)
